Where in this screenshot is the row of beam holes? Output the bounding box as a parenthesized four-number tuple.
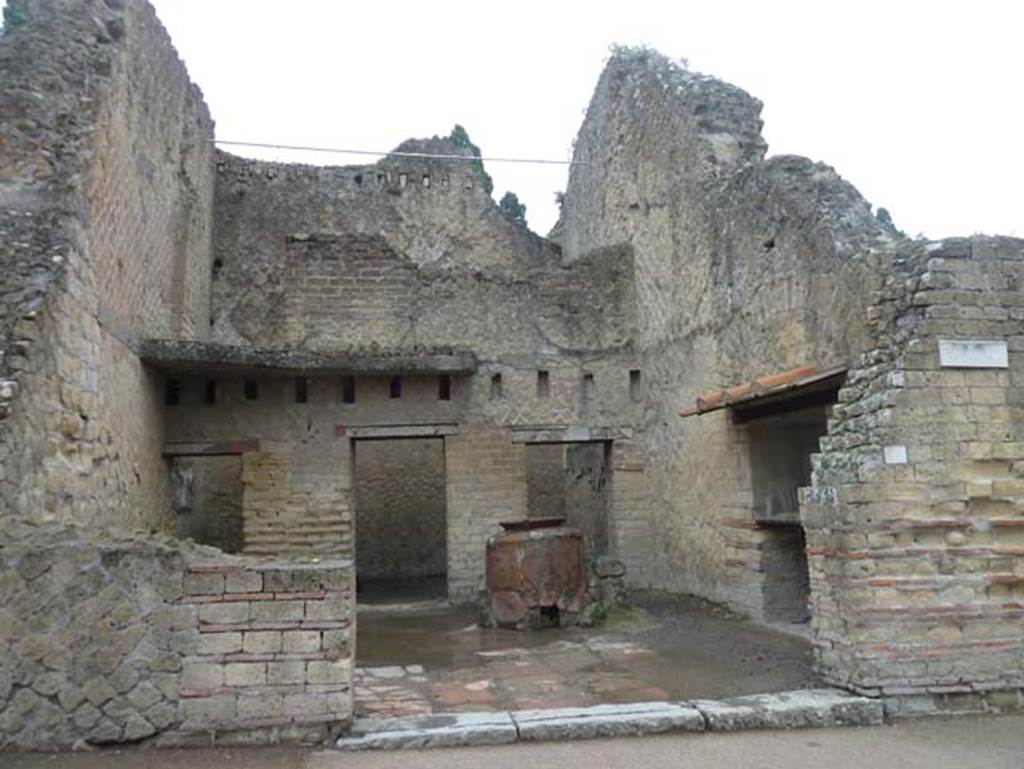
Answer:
(354, 172, 452, 190)
(165, 375, 452, 406)
(167, 371, 641, 407)
(489, 370, 643, 402)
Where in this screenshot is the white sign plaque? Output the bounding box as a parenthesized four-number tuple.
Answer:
(883, 445, 908, 465)
(938, 339, 1008, 369)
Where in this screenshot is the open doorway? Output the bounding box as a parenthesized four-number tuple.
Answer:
(353, 438, 447, 604)
(524, 441, 611, 558)
(742, 404, 831, 624)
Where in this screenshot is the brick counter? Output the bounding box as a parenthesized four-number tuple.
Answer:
(169, 558, 354, 745)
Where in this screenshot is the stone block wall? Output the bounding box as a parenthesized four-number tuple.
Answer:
(0, 523, 197, 750)
(0, 520, 355, 751)
(2, 288, 173, 529)
(805, 236, 1024, 710)
(175, 559, 353, 744)
(556, 48, 888, 609)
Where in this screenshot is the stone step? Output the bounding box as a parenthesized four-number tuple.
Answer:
(335, 689, 884, 751)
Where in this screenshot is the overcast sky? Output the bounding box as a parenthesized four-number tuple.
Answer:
(6, 1, 1022, 238)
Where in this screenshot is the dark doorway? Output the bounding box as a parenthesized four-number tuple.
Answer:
(353, 438, 447, 604)
(171, 455, 244, 553)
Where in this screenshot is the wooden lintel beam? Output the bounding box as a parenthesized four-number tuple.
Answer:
(163, 439, 260, 457)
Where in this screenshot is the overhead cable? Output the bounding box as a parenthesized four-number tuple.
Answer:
(212, 139, 584, 166)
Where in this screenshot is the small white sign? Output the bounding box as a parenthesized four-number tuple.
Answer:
(884, 445, 908, 465)
(938, 339, 1008, 369)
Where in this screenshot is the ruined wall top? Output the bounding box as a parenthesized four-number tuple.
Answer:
(209, 147, 636, 360)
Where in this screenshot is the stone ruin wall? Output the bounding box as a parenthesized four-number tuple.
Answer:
(0, 1, 358, 750)
(3, 2, 1021, 748)
(557, 50, 890, 610)
(0, 0, 214, 530)
(560, 49, 1024, 710)
(211, 150, 636, 358)
(160, 362, 652, 600)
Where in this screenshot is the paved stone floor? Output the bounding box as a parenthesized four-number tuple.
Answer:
(355, 593, 819, 718)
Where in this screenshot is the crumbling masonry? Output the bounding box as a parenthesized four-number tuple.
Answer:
(1, 0, 1022, 750)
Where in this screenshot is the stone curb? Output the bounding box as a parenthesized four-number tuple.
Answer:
(335, 688, 884, 751)
(513, 702, 704, 742)
(336, 712, 517, 751)
(691, 688, 885, 731)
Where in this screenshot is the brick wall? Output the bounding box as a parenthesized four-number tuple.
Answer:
(175, 559, 354, 744)
(608, 436, 657, 588)
(282, 234, 417, 349)
(163, 370, 650, 599)
(88, 0, 214, 341)
(445, 425, 527, 601)
(241, 442, 351, 557)
(805, 236, 1024, 712)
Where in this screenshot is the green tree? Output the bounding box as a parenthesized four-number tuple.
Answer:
(499, 191, 527, 226)
(875, 207, 905, 236)
(2, 0, 30, 33)
(448, 124, 494, 195)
